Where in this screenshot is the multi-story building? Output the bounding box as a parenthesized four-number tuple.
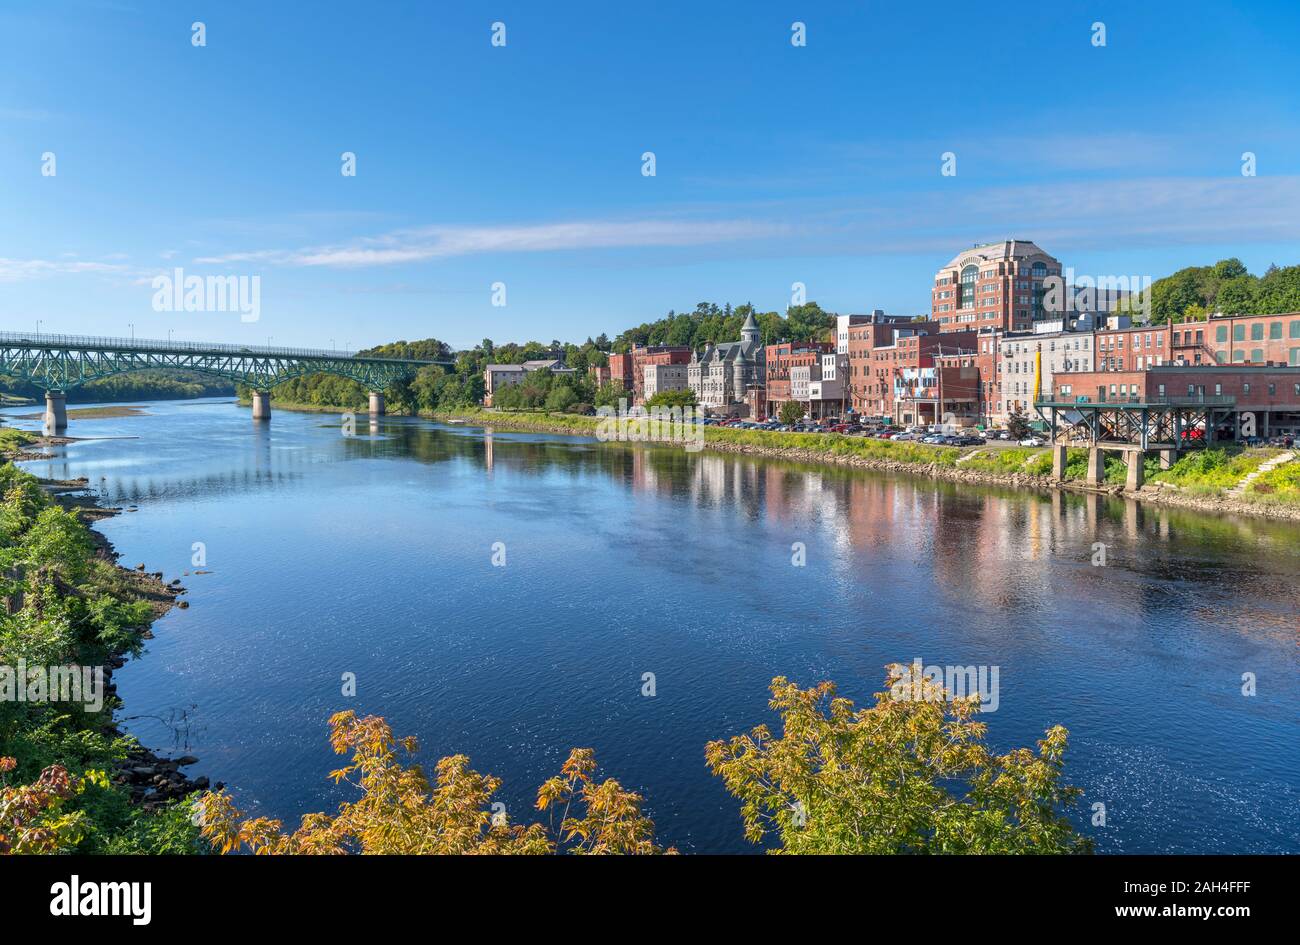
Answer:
(608, 351, 635, 391)
(887, 332, 977, 426)
(643, 363, 691, 401)
(1184, 311, 1300, 366)
(765, 340, 833, 417)
(483, 364, 527, 406)
(809, 352, 849, 417)
(998, 325, 1099, 419)
(1055, 365, 1300, 438)
(1092, 320, 1166, 373)
(629, 345, 692, 404)
(845, 313, 937, 417)
(482, 358, 575, 406)
(932, 240, 1062, 333)
(688, 313, 766, 413)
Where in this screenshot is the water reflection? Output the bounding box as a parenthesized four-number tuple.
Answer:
(9, 399, 1298, 853)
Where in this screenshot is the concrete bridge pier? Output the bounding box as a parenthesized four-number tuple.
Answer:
(44, 390, 68, 432)
(1085, 447, 1106, 486)
(1125, 450, 1145, 491)
(368, 391, 385, 416)
(1159, 449, 1176, 470)
(251, 390, 272, 421)
(1051, 442, 1068, 481)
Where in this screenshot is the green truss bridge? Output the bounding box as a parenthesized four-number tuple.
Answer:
(0, 331, 450, 430)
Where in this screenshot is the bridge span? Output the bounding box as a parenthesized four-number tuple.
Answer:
(0, 332, 449, 430)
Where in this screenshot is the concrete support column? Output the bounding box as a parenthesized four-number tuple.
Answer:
(1051, 442, 1068, 481)
(251, 390, 271, 421)
(1126, 451, 1145, 491)
(44, 391, 68, 431)
(368, 391, 385, 416)
(1159, 449, 1175, 470)
(1085, 447, 1105, 486)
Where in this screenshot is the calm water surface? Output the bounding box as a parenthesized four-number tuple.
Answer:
(11, 398, 1299, 853)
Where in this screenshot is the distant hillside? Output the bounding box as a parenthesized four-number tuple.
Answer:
(1148, 258, 1300, 323)
(0, 370, 234, 404)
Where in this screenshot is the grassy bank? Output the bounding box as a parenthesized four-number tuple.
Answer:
(1, 433, 203, 854)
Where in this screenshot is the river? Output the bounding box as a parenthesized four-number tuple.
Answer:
(10, 397, 1299, 853)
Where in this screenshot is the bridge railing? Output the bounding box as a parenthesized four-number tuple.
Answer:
(1035, 388, 1237, 407)
(0, 331, 439, 364)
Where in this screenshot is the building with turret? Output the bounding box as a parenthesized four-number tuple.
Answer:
(688, 312, 766, 413)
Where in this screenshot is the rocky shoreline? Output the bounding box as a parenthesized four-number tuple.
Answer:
(9, 436, 219, 812)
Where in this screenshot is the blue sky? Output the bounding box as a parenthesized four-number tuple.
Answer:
(3, 0, 1299, 350)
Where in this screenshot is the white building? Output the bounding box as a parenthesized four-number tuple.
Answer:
(643, 363, 690, 401)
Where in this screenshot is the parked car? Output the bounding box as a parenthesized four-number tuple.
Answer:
(1019, 436, 1045, 447)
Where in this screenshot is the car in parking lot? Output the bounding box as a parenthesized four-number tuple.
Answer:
(1019, 436, 1045, 447)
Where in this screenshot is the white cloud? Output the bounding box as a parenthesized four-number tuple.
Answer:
(194, 218, 794, 268)
(0, 258, 131, 283)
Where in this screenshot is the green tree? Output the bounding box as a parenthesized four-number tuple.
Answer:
(545, 384, 578, 412)
(645, 389, 696, 408)
(1007, 409, 1032, 440)
(778, 400, 804, 425)
(706, 672, 1092, 854)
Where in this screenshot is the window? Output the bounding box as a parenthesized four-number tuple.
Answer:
(1291, 321, 1300, 339)
(960, 265, 978, 307)
(1291, 348, 1300, 366)
(1269, 383, 1276, 395)
(1270, 322, 1282, 340)
(1158, 384, 1165, 397)
(1215, 384, 1222, 396)
(1216, 351, 1227, 364)
(1251, 349, 1264, 362)
(1243, 383, 1251, 394)
(1216, 326, 1228, 342)
(1233, 325, 1245, 342)
(1232, 350, 1245, 363)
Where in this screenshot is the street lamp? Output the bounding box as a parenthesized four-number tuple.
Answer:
(128, 323, 135, 342)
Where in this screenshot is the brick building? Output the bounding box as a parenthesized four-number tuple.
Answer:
(845, 315, 938, 417)
(932, 240, 1062, 333)
(1054, 365, 1300, 438)
(765, 341, 833, 417)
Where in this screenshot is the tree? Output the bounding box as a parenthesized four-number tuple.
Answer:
(778, 400, 804, 425)
(705, 672, 1092, 854)
(1006, 409, 1032, 440)
(196, 712, 672, 855)
(545, 384, 578, 412)
(645, 389, 696, 408)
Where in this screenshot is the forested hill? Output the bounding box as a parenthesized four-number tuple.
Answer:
(1149, 258, 1300, 322)
(0, 370, 234, 404)
(611, 301, 835, 352)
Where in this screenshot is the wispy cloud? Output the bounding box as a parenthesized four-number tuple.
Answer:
(194, 218, 795, 268)
(0, 257, 132, 283)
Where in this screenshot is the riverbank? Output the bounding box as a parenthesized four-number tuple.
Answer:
(238, 397, 1300, 521)
(427, 407, 1300, 523)
(1, 428, 211, 852)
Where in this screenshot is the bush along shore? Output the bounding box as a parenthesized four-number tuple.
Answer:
(1, 428, 212, 853)
(407, 407, 1300, 523)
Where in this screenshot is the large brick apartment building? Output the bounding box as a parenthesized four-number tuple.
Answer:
(932, 240, 1062, 333)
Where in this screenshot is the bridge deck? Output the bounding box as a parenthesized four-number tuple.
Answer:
(0, 331, 450, 365)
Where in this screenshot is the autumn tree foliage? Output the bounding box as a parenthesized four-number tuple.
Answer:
(197, 711, 673, 855)
(0, 757, 87, 854)
(705, 670, 1093, 854)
